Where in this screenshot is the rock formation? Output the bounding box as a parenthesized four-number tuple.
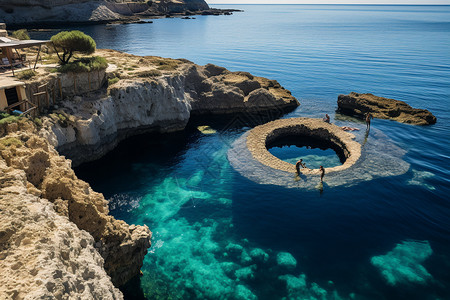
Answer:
(0, 50, 299, 298)
(245, 117, 361, 174)
(0, 158, 124, 299)
(337, 92, 437, 125)
(0, 0, 235, 26)
(0, 120, 151, 296)
(36, 51, 299, 166)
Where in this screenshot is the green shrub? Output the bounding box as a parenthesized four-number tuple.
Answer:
(136, 70, 162, 78)
(0, 137, 23, 149)
(51, 30, 96, 65)
(0, 115, 20, 125)
(16, 69, 37, 80)
(108, 77, 120, 86)
(57, 56, 108, 73)
(34, 117, 43, 127)
(157, 64, 179, 71)
(11, 29, 30, 40)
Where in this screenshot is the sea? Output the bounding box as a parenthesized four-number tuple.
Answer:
(31, 5, 450, 300)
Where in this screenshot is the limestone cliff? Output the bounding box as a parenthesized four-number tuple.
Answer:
(0, 158, 123, 300)
(37, 51, 299, 166)
(0, 50, 298, 298)
(0, 0, 212, 26)
(0, 120, 151, 293)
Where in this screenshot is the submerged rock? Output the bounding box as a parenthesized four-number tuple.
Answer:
(337, 92, 436, 125)
(277, 252, 297, 270)
(371, 240, 433, 286)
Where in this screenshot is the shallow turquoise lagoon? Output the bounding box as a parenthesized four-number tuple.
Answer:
(41, 4, 450, 299)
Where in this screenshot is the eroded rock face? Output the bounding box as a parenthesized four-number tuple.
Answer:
(39, 59, 299, 166)
(0, 161, 124, 300)
(337, 92, 437, 125)
(0, 54, 298, 298)
(0, 121, 151, 291)
(0, 0, 211, 25)
(0, 1, 123, 25)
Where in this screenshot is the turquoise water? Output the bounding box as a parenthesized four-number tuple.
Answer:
(44, 4, 450, 299)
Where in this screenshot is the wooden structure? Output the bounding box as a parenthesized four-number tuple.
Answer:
(0, 78, 36, 116)
(0, 37, 51, 76)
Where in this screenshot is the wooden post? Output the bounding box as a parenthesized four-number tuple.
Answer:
(6, 47, 15, 76)
(34, 45, 42, 70)
(58, 77, 62, 99)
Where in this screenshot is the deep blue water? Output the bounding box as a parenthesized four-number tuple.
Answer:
(42, 4, 450, 299)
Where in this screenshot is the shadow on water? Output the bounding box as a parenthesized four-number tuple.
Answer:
(120, 276, 146, 300)
(74, 130, 196, 198)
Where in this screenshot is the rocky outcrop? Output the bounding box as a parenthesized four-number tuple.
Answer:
(0, 159, 123, 300)
(37, 55, 299, 166)
(337, 92, 437, 125)
(0, 1, 124, 26)
(0, 0, 221, 26)
(246, 117, 361, 174)
(0, 51, 298, 298)
(0, 121, 151, 293)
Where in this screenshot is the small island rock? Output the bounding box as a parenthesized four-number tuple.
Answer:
(337, 92, 436, 125)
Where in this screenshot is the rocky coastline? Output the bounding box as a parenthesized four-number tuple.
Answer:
(0, 0, 241, 28)
(0, 50, 299, 298)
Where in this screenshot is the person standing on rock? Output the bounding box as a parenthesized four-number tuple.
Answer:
(319, 165, 325, 182)
(295, 159, 306, 174)
(365, 112, 373, 130)
(323, 114, 330, 123)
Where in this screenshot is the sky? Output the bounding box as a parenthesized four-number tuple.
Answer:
(207, 0, 450, 4)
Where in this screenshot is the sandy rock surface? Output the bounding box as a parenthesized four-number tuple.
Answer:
(0, 161, 123, 299)
(0, 121, 151, 293)
(337, 92, 436, 125)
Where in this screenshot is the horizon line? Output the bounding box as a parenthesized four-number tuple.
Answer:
(209, 3, 450, 5)
(208, 3, 450, 5)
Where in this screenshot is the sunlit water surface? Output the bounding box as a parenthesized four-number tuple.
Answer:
(35, 4, 450, 299)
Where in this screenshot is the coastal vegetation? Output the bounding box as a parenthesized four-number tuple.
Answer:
(0, 137, 22, 149)
(57, 56, 108, 73)
(51, 30, 96, 65)
(0, 113, 20, 125)
(16, 69, 36, 80)
(11, 29, 30, 40)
